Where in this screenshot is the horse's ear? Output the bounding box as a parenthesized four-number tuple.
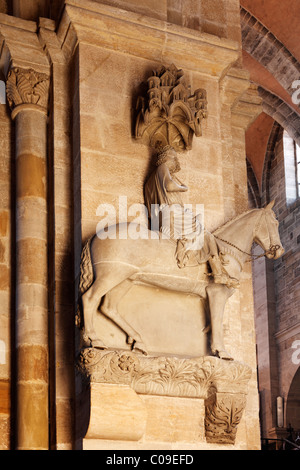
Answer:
(265, 200, 275, 210)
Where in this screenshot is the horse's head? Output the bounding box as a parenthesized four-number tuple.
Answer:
(254, 201, 284, 260)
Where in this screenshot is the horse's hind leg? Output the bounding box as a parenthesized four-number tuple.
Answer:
(81, 279, 108, 349)
(82, 262, 139, 349)
(101, 280, 148, 355)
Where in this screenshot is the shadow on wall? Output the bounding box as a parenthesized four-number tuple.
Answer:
(0, 80, 6, 104)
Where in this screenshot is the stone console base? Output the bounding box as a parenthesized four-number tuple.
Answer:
(78, 349, 253, 448)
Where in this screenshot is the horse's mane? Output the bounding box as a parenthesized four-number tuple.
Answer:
(212, 208, 261, 235)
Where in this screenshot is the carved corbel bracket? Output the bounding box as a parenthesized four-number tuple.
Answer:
(135, 64, 207, 152)
(6, 67, 50, 118)
(220, 66, 262, 131)
(205, 392, 247, 444)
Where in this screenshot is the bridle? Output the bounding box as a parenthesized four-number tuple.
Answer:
(214, 235, 280, 262)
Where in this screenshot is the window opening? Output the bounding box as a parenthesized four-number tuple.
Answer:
(283, 130, 300, 204)
(296, 142, 300, 198)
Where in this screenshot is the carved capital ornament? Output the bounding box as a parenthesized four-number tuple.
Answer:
(6, 67, 50, 118)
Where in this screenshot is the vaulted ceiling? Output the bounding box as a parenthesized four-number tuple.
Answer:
(241, 0, 300, 193)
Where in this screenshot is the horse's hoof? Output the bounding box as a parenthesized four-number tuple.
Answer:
(213, 349, 234, 361)
(127, 336, 134, 346)
(133, 341, 148, 356)
(91, 339, 108, 350)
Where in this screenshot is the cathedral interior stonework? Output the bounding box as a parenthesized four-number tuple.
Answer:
(0, 0, 299, 451)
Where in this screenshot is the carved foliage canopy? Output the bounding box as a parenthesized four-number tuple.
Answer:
(135, 64, 207, 151)
(6, 67, 50, 112)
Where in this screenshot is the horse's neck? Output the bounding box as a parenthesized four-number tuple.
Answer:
(215, 210, 261, 254)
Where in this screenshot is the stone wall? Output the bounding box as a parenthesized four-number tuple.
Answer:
(252, 126, 300, 439)
(269, 135, 300, 433)
(268, 135, 300, 335)
(90, 0, 242, 42)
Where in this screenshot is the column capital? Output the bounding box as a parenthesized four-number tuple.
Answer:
(6, 67, 50, 119)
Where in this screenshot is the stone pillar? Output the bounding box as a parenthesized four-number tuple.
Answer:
(6, 67, 50, 450)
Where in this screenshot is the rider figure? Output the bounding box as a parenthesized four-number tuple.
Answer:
(144, 145, 233, 286)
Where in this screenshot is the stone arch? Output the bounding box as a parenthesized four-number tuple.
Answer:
(247, 159, 261, 208)
(247, 119, 282, 208)
(240, 6, 300, 98)
(261, 121, 282, 205)
(258, 87, 300, 148)
(286, 367, 300, 432)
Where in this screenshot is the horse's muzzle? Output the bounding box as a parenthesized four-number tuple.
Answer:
(266, 245, 284, 260)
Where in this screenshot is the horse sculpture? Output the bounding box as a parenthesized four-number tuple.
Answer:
(79, 201, 284, 360)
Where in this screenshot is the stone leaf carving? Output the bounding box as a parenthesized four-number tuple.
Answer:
(205, 392, 247, 444)
(6, 67, 50, 111)
(78, 349, 252, 399)
(135, 64, 207, 151)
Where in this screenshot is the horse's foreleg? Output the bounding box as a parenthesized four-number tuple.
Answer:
(206, 283, 234, 360)
(101, 280, 148, 355)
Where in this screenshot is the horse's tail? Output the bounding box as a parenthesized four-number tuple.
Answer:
(79, 237, 94, 296)
(76, 237, 94, 330)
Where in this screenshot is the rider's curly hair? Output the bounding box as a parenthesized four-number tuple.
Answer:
(156, 145, 180, 172)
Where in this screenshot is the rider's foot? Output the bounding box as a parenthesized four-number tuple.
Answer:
(214, 273, 240, 289)
(229, 278, 240, 289)
(212, 348, 234, 361)
(214, 273, 230, 285)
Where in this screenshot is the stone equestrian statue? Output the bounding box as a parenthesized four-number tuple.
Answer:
(78, 147, 284, 360)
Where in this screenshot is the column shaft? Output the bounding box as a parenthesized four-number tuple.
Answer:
(10, 96, 49, 448)
(15, 108, 48, 449)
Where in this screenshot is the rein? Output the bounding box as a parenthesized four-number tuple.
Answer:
(214, 235, 280, 262)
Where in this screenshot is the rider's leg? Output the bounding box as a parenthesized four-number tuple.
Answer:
(209, 254, 229, 284)
(205, 232, 239, 287)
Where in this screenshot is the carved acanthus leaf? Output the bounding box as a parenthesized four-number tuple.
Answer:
(77, 349, 252, 399)
(205, 393, 247, 444)
(6, 67, 50, 111)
